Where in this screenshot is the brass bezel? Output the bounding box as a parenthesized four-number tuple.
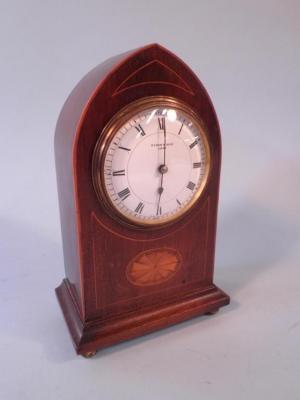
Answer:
(92, 96, 211, 228)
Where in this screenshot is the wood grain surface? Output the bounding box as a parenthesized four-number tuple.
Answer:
(54, 43, 230, 356)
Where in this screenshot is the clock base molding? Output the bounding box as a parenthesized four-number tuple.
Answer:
(56, 279, 230, 356)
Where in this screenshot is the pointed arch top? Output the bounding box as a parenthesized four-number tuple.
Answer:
(55, 43, 220, 152)
(55, 43, 222, 240)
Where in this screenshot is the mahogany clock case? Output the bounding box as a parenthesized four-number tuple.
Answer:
(55, 43, 230, 356)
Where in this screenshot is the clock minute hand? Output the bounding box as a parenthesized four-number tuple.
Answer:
(157, 117, 168, 216)
(156, 176, 164, 215)
(163, 119, 166, 166)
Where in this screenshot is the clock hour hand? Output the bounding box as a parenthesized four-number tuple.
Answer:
(156, 164, 168, 215)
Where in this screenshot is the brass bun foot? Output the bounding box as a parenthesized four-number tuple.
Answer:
(205, 309, 219, 315)
(81, 351, 97, 358)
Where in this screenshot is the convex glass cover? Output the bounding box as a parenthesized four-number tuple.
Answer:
(93, 97, 210, 226)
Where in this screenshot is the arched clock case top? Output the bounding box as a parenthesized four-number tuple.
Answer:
(55, 43, 230, 356)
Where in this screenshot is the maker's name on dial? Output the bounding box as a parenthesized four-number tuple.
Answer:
(151, 142, 174, 148)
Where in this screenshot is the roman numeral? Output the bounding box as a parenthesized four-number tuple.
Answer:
(158, 117, 166, 132)
(193, 162, 202, 168)
(118, 146, 131, 152)
(178, 123, 184, 135)
(134, 202, 144, 214)
(187, 181, 196, 191)
(118, 187, 130, 201)
(176, 199, 181, 206)
(156, 206, 162, 216)
(189, 138, 199, 149)
(112, 169, 125, 176)
(135, 124, 146, 136)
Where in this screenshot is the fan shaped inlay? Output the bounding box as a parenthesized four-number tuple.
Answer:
(127, 248, 181, 286)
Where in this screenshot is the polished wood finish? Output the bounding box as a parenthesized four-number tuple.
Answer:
(55, 43, 229, 356)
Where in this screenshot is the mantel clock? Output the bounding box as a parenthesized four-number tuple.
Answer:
(55, 44, 230, 357)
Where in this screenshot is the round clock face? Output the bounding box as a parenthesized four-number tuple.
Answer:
(93, 97, 210, 227)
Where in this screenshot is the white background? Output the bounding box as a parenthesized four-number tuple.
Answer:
(1, 1, 299, 399)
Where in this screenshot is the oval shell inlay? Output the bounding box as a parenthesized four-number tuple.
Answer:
(126, 248, 181, 286)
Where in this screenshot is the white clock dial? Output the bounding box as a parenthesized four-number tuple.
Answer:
(94, 99, 210, 226)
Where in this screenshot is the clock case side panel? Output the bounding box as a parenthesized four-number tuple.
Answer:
(54, 48, 139, 318)
(73, 44, 226, 320)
